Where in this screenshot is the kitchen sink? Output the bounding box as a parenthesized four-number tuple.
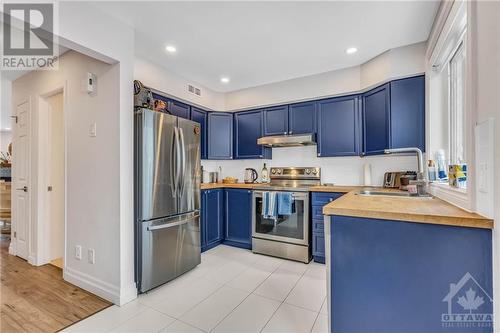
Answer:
(356, 190, 433, 199)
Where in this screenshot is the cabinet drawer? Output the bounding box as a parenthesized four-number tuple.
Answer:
(312, 192, 343, 206)
(313, 219, 324, 233)
(312, 205, 325, 220)
(312, 232, 325, 257)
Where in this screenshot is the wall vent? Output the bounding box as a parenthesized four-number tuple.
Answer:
(187, 84, 202, 97)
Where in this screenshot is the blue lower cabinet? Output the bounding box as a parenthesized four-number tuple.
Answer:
(311, 192, 343, 263)
(329, 215, 493, 333)
(312, 232, 325, 264)
(224, 189, 252, 249)
(201, 189, 224, 252)
(207, 112, 233, 159)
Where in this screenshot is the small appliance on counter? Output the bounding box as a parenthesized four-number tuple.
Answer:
(244, 168, 258, 184)
(383, 171, 417, 190)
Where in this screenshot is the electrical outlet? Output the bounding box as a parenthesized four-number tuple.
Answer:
(88, 249, 95, 264)
(75, 245, 82, 260)
(89, 122, 97, 137)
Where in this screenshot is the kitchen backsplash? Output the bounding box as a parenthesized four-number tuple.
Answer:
(201, 145, 418, 186)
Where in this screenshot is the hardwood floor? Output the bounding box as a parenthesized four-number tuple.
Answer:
(0, 235, 111, 332)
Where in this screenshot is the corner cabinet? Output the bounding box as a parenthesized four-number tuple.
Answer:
(207, 112, 233, 159)
(362, 83, 391, 155)
(201, 189, 224, 252)
(234, 110, 271, 159)
(390, 76, 425, 152)
(317, 96, 360, 157)
(224, 189, 252, 249)
(190, 107, 208, 159)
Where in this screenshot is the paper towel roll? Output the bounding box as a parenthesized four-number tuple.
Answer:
(364, 163, 372, 186)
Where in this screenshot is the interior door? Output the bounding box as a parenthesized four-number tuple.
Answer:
(13, 100, 30, 260)
(137, 109, 178, 221)
(177, 117, 201, 214)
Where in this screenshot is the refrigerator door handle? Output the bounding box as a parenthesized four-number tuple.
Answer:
(170, 127, 177, 198)
(179, 127, 187, 198)
(174, 126, 182, 197)
(146, 212, 200, 231)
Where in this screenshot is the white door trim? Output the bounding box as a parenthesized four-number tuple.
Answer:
(36, 84, 67, 267)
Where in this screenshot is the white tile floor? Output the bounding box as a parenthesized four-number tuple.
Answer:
(63, 245, 328, 333)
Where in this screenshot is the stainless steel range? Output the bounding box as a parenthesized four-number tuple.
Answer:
(252, 167, 321, 263)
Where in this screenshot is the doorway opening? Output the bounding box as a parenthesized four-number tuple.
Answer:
(44, 92, 65, 269)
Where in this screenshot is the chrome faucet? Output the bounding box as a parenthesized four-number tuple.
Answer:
(384, 147, 428, 196)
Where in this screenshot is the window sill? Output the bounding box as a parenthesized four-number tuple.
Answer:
(428, 182, 471, 211)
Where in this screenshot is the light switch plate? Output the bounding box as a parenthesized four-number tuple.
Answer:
(89, 122, 97, 137)
(75, 245, 82, 260)
(88, 249, 95, 264)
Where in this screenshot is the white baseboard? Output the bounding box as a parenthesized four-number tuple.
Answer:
(8, 243, 15, 256)
(64, 266, 136, 305)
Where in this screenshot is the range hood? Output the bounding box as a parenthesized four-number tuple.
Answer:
(257, 133, 316, 147)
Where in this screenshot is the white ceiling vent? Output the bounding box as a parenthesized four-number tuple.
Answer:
(187, 84, 202, 97)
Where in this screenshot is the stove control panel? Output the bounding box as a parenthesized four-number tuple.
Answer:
(269, 167, 321, 180)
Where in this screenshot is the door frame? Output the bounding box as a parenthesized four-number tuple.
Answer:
(36, 85, 68, 267)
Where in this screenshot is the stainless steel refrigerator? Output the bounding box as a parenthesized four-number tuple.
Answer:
(135, 107, 201, 293)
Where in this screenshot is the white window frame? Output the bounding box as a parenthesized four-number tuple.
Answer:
(427, 0, 473, 211)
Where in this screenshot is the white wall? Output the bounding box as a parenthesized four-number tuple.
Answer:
(225, 42, 426, 111)
(57, 2, 136, 305)
(0, 131, 12, 154)
(134, 57, 226, 111)
(202, 146, 417, 186)
(470, 1, 500, 330)
(12, 50, 125, 303)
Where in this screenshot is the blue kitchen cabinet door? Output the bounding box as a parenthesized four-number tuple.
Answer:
(363, 83, 391, 155)
(168, 100, 191, 119)
(289, 101, 316, 135)
(224, 189, 252, 249)
(317, 95, 360, 157)
(190, 107, 207, 159)
(390, 75, 425, 152)
(201, 189, 224, 252)
(234, 110, 271, 159)
(207, 112, 233, 159)
(312, 232, 325, 264)
(263, 105, 289, 136)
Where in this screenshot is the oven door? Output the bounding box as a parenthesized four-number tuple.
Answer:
(252, 191, 309, 246)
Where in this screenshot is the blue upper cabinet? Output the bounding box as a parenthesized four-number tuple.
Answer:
(390, 76, 425, 152)
(317, 96, 360, 157)
(263, 105, 289, 136)
(234, 110, 271, 159)
(362, 83, 391, 155)
(224, 189, 252, 249)
(289, 101, 316, 135)
(190, 107, 208, 159)
(168, 100, 191, 119)
(208, 112, 233, 159)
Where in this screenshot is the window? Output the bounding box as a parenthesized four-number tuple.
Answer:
(449, 42, 466, 165)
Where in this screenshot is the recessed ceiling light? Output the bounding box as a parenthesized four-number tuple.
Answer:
(220, 77, 230, 84)
(165, 45, 177, 53)
(345, 47, 358, 55)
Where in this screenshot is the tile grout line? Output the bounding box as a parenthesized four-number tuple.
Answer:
(208, 256, 284, 332)
(259, 263, 310, 333)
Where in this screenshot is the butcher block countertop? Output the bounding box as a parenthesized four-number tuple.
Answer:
(201, 182, 262, 190)
(200, 183, 365, 192)
(323, 189, 493, 229)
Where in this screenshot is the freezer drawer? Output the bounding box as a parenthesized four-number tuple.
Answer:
(139, 211, 201, 293)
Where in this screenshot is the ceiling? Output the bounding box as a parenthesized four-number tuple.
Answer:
(92, 1, 439, 93)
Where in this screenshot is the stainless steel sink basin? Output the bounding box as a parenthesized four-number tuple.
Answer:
(356, 190, 433, 199)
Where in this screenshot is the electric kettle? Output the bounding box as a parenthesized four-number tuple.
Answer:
(244, 168, 258, 184)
